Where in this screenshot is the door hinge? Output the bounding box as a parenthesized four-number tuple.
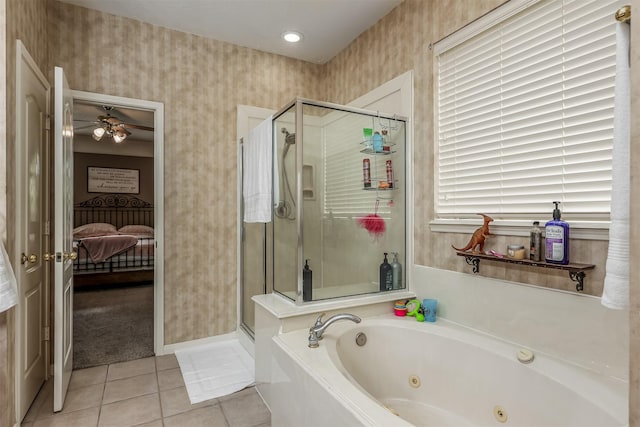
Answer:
(43, 326, 50, 341)
(45, 115, 51, 131)
(44, 221, 50, 236)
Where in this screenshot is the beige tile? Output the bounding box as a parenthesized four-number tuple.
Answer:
(107, 357, 156, 382)
(219, 387, 270, 427)
(157, 367, 185, 391)
(133, 420, 163, 427)
(155, 354, 179, 371)
(69, 365, 108, 390)
(37, 384, 104, 419)
(103, 373, 158, 405)
(32, 407, 99, 427)
(23, 380, 53, 422)
(159, 386, 216, 418)
(163, 405, 228, 427)
(98, 394, 161, 427)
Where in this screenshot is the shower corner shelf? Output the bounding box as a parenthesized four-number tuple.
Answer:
(360, 139, 396, 155)
(454, 251, 595, 292)
(363, 186, 396, 191)
(360, 148, 396, 155)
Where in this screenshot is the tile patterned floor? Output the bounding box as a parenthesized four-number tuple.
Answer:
(21, 355, 271, 427)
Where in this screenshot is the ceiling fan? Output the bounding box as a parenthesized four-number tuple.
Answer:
(76, 106, 154, 143)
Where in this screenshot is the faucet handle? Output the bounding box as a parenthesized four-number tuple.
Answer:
(313, 312, 326, 327)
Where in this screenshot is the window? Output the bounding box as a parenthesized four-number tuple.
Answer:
(434, 0, 624, 221)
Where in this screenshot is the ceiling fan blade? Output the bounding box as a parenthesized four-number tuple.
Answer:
(122, 123, 154, 132)
(74, 124, 97, 130)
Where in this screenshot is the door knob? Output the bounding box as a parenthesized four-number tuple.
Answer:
(70, 252, 77, 260)
(43, 253, 51, 262)
(28, 254, 37, 263)
(63, 252, 78, 260)
(21, 253, 28, 264)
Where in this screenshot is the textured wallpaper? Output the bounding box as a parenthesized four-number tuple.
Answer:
(325, 0, 611, 296)
(50, 1, 323, 344)
(3, 0, 50, 425)
(3, 0, 638, 423)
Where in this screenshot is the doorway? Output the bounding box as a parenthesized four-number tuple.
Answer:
(71, 91, 165, 365)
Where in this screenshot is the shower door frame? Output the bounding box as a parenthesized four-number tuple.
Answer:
(271, 97, 409, 305)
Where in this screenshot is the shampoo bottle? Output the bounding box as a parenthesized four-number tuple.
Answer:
(545, 201, 570, 265)
(391, 252, 402, 290)
(303, 259, 312, 301)
(529, 221, 542, 262)
(379, 253, 393, 291)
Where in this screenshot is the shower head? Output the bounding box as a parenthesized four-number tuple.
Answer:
(281, 127, 296, 145)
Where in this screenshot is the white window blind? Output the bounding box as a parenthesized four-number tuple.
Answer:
(435, 0, 624, 220)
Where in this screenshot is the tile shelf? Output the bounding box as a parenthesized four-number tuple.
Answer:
(454, 250, 595, 292)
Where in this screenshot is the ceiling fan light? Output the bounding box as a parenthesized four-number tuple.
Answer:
(112, 131, 127, 143)
(93, 127, 106, 139)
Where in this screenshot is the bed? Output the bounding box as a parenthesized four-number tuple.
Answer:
(73, 194, 154, 286)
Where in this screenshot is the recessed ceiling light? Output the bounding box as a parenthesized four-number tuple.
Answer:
(282, 31, 302, 43)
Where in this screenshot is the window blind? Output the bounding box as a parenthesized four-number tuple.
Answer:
(435, 0, 624, 220)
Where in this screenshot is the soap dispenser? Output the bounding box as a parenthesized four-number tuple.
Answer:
(391, 252, 402, 290)
(379, 253, 393, 291)
(303, 259, 312, 301)
(545, 201, 570, 265)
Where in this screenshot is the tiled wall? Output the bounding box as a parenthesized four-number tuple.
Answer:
(50, 1, 324, 344)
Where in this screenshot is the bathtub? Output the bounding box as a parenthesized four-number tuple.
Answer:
(271, 315, 627, 427)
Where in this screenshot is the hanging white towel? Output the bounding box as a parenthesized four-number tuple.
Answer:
(602, 22, 630, 310)
(243, 115, 274, 223)
(0, 241, 18, 313)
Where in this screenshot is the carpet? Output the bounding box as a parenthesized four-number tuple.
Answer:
(175, 339, 254, 403)
(73, 283, 154, 369)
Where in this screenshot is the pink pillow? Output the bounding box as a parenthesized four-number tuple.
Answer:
(118, 225, 154, 237)
(73, 223, 118, 238)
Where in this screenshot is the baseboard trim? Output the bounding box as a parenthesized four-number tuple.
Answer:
(161, 331, 238, 354)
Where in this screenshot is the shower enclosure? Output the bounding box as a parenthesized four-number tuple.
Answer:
(241, 98, 407, 332)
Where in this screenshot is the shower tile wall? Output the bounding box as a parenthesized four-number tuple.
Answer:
(50, 1, 324, 344)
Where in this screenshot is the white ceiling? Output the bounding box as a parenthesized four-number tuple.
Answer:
(57, 0, 404, 64)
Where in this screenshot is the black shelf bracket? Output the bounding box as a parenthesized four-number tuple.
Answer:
(464, 256, 480, 273)
(569, 271, 586, 292)
(455, 251, 594, 292)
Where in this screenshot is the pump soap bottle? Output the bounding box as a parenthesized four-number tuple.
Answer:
(303, 260, 312, 301)
(545, 201, 570, 265)
(379, 253, 393, 291)
(391, 252, 402, 290)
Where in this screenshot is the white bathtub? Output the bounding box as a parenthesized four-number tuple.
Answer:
(271, 315, 627, 427)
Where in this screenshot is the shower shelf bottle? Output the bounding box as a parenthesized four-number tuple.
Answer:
(379, 253, 393, 291)
(545, 201, 570, 265)
(303, 259, 312, 301)
(391, 252, 402, 290)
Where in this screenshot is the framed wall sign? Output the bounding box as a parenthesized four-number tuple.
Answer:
(88, 167, 140, 194)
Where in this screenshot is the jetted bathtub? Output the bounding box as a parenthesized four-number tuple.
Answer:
(271, 315, 627, 427)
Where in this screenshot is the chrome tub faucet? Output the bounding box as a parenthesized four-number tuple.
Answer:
(308, 312, 361, 348)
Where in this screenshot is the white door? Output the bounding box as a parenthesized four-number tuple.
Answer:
(53, 66, 74, 412)
(15, 41, 50, 422)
